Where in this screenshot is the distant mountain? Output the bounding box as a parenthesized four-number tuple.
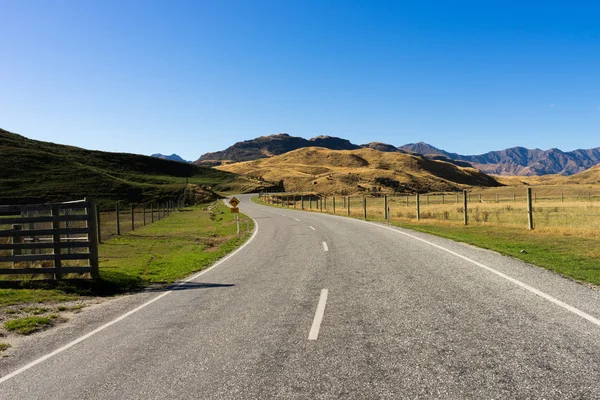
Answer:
(197, 135, 600, 176)
(360, 142, 404, 153)
(399, 142, 600, 176)
(196, 133, 359, 164)
(151, 153, 190, 163)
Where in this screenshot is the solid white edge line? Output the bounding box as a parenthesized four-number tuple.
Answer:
(257, 197, 600, 328)
(349, 217, 600, 328)
(308, 289, 329, 340)
(323, 242, 329, 252)
(309, 226, 316, 231)
(0, 212, 260, 385)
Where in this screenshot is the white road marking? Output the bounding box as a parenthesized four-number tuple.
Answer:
(309, 226, 316, 231)
(280, 213, 286, 216)
(347, 217, 600, 329)
(294, 218, 301, 222)
(308, 289, 329, 340)
(0, 215, 261, 384)
(323, 242, 329, 252)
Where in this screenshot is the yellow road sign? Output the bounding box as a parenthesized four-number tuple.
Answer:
(229, 197, 240, 207)
(230, 207, 240, 213)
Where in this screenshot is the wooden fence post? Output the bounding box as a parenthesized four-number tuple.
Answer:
(87, 199, 100, 279)
(527, 188, 534, 230)
(347, 196, 350, 216)
(301, 196, 304, 210)
(384, 195, 388, 220)
(310, 197, 312, 210)
(51, 204, 62, 279)
(324, 197, 327, 211)
(11, 225, 22, 268)
(363, 196, 367, 219)
(463, 190, 468, 226)
(333, 197, 336, 214)
(427, 194, 429, 206)
(406, 195, 409, 207)
(96, 204, 102, 244)
(131, 204, 135, 231)
(320, 198, 323, 212)
(151, 203, 154, 223)
(561, 192, 564, 203)
(442, 194, 445, 205)
(143, 204, 146, 226)
(116, 203, 121, 236)
(416, 193, 420, 221)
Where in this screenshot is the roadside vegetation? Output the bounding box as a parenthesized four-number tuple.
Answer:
(255, 186, 600, 287)
(0, 202, 254, 341)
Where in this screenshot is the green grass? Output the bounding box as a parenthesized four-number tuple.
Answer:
(4, 316, 53, 335)
(98, 202, 253, 289)
(253, 196, 600, 286)
(0, 343, 10, 352)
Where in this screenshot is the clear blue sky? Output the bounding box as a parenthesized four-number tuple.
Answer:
(1, 0, 599, 160)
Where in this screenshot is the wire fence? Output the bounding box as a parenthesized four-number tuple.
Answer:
(261, 188, 600, 236)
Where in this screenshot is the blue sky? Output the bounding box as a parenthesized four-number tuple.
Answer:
(1, 0, 599, 160)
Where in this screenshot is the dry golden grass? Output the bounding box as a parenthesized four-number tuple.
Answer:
(217, 147, 500, 195)
(267, 186, 600, 241)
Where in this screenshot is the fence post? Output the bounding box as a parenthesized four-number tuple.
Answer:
(151, 203, 155, 223)
(456, 193, 459, 204)
(527, 188, 534, 230)
(463, 190, 468, 226)
(333, 197, 336, 214)
(116, 203, 121, 236)
(310, 197, 312, 210)
(10, 225, 22, 268)
(96, 204, 102, 244)
(589, 193, 591, 202)
(51, 204, 62, 279)
(362, 196, 367, 219)
(143, 204, 146, 226)
(301, 196, 304, 210)
(343, 196, 346, 208)
(406, 195, 409, 207)
(442, 194, 444, 205)
(561, 192, 564, 203)
(87, 199, 100, 279)
(496, 194, 499, 203)
(320, 198, 323, 212)
(427, 194, 429, 206)
(513, 193, 516, 203)
(347, 196, 351, 216)
(534, 193, 537, 203)
(416, 193, 420, 221)
(384, 195, 388, 220)
(131, 204, 135, 231)
(324, 197, 327, 211)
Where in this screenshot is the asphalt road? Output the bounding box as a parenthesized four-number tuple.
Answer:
(1, 193, 600, 399)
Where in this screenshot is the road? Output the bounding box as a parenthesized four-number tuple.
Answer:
(1, 193, 600, 399)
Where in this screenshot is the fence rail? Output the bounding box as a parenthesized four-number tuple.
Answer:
(0, 198, 99, 279)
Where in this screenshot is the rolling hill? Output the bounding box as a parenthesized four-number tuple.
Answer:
(151, 153, 190, 163)
(197, 134, 600, 176)
(215, 147, 501, 195)
(0, 129, 263, 205)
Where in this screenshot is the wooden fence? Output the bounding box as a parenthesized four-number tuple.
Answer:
(0, 199, 99, 279)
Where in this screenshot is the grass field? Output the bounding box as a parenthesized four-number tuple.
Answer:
(0, 202, 253, 340)
(258, 186, 600, 286)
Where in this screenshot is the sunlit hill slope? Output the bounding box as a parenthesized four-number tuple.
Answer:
(216, 147, 502, 195)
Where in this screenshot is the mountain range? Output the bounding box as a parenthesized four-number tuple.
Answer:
(195, 134, 600, 176)
(151, 153, 190, 163)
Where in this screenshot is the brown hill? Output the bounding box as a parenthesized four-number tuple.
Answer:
(216, 147, 501, 195)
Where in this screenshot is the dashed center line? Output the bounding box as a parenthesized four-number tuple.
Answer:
(323, 242, 329, 251)
(294, 218, 301, 222)
(309, 226, 316, 231)
(308, 289, 329, 340)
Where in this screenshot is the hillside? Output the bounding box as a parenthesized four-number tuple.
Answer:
(216, 147, 501, 195)
(196, 133, 360, 164)
(0, 129, 262, 204)
(197, 134, 600, 176)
